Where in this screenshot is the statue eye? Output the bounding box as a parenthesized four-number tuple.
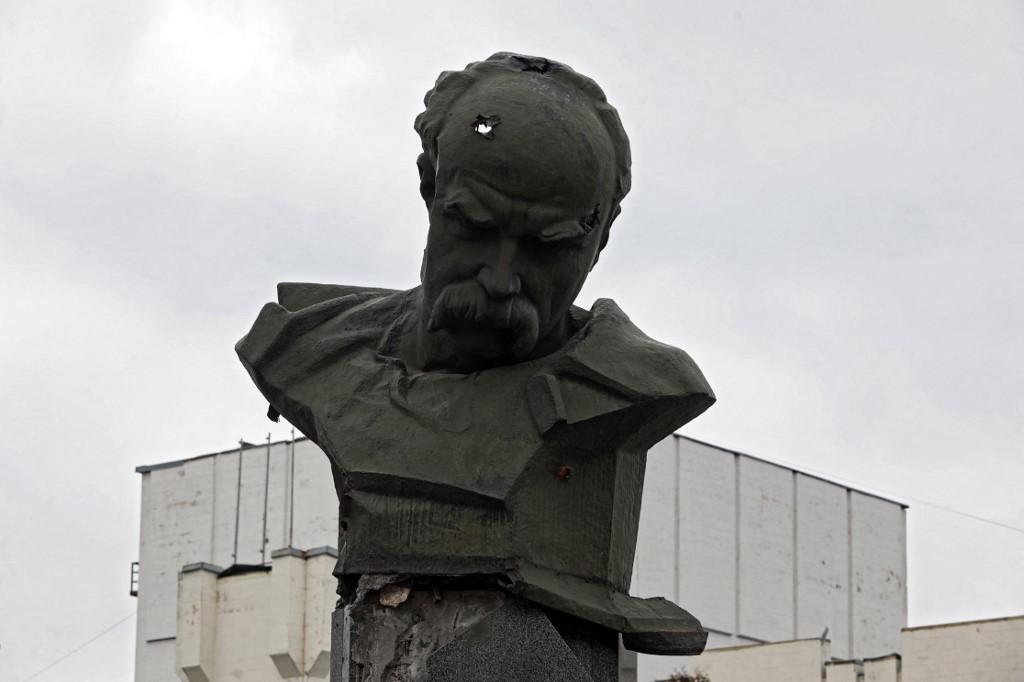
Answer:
(443, 205, 492, 240)
(526, 235, 581, 259)
(529, 221, 587, 258)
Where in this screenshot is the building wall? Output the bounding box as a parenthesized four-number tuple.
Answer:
(901, 615, 1024, 682)
(683, 639, 830, 682)
(134, 435, 907, 681)
(622, 616, 1023, 682)
(850, 492, 908, 657)
(863, 655, 901, 682)
(825, 659, 862, 682)
(633, 437, 907, 682)
(175, 550, 334, 682)
(134, 439, 336, 681)
(824, 656, 901, 682)
(796, 475, 850, 648)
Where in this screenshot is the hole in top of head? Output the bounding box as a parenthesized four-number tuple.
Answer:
(472, 114, 502, 140)
(511, 55, 552, 74)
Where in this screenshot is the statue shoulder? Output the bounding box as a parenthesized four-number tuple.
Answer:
(237, 283, 404, 363)
(572, 298, 713, 400)
(276, 282, 399, 311)
(528, 298, 715, 449)
(235, 283, 411, 436)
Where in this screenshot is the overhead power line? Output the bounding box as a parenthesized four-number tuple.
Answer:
(697, 440, 1024, 537)
(899, 498, 1024, 536)
(19, 612, 135, 682)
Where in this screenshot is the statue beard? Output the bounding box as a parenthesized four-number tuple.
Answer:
(426, 281, 541, 360)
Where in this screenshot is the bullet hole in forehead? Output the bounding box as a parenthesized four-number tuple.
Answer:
(472, 114, 501, 140)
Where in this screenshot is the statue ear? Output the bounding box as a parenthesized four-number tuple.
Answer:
(416, 152, 436, 211)
(590, 204, 621, 271)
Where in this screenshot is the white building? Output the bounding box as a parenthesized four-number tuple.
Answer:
(645, 614, 1024, 682)
(630, 437, 907, 681)
(132, 434, 908, 681)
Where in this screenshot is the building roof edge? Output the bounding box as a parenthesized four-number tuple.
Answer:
(135, 436, 307, 473)
(903, 613, 1024, 632)
(676, 434, 908, 509)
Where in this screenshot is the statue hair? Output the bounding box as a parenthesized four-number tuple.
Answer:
(413, 52, 632, 231)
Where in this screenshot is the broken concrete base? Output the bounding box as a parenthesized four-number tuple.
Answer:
(330, 577, 618, 681)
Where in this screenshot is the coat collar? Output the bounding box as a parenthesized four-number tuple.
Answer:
(268, 283, 715, 446)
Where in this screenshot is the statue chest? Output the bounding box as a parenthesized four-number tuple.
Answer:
(309, 346, 549, 503)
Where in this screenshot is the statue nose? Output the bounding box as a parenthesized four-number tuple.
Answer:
(477, 239, 522, 298)
(477, 265, 522, 298)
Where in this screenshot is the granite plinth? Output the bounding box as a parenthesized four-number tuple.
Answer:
(330, 579, 618, 681)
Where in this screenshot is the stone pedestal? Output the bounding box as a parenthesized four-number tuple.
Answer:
(330, 577, 618, 681)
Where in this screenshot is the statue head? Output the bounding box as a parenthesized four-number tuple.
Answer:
(408, 53, 631, 372)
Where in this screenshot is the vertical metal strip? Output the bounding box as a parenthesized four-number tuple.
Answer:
(232, 439, 244, 564)
(209, 450, 217, 564)
(261, 433, 271, 564)
(734, 452, 741, 639)
(901, 507, 909, 627)
(282, 434, 289, 544)
(792, 471, 799, 639)
(288, 429, 296, 548)
(673, 436, 681, 603)
(847, 489, 855, 658)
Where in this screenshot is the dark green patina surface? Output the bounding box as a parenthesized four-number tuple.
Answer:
(237, 52, 716, 657)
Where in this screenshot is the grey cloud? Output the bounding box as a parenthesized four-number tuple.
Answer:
(2, 1, 1022, 678)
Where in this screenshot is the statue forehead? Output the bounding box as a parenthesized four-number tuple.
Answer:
(434, 72, 616, 209)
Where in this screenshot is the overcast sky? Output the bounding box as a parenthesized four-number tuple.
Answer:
(2, 1, 1023, 680)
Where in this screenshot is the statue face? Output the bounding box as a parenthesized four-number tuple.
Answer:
(417, 74, 617, 369)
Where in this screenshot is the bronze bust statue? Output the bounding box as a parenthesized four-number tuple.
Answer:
(238, 53, 715, 671)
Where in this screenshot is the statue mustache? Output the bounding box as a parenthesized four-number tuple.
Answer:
(427, 281, 541, 358)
